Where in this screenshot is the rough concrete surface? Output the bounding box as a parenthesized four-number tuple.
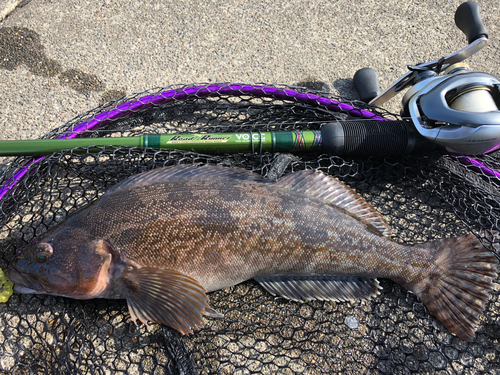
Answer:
(0, 0, 498, 141)
(0, 0, 25, 21)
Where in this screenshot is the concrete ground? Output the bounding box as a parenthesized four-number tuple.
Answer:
(0, 0, 498, 142)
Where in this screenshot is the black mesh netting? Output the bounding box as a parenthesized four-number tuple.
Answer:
(1, 84, 500, 374)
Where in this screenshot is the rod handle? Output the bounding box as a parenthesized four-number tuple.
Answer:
(321, 120, 432, 156)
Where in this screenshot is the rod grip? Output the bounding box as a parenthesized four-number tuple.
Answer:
(321, 120, 431, 156)
(455, 2, 488, 44)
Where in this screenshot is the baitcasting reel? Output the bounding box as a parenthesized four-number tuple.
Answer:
(353, 1, 500, 155)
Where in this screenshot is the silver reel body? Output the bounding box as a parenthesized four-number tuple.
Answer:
(402, 70, 500, 154)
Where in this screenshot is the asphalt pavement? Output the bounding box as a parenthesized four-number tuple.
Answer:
(0, 0, 499, 140)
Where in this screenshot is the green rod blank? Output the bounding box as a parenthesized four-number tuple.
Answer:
(0, 131, 323, 156)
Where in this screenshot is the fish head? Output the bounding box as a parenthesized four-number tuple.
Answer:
(9, 226, 115, 299)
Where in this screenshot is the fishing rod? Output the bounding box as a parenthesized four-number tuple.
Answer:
(0, 120, 430, 157)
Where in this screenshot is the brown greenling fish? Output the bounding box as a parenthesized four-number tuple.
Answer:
(9, 164, 498, 341)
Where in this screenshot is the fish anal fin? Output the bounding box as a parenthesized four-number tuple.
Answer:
(276, 170, 393, 237)
(121, 267, 211, 335)
(255, 275, 382, 303)
(409, 234, 498, 342)
(204, 307, 224, 318)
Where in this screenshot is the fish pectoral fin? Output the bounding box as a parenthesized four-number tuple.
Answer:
(121, 267, 211, 335)
(255, 275, 382, 303)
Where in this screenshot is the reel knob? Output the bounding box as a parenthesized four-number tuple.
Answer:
(353, 68, 380, 103)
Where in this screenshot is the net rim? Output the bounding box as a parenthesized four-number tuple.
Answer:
(0, 83, 390, 201)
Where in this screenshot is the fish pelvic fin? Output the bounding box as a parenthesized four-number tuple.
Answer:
(275, 170, 393, 237)
(410, 234, 498, 342)
(121, 267, 211, 335)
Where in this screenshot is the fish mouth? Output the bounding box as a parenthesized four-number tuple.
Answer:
(8, 266, 44, 294)
(8, 250, 113, 299)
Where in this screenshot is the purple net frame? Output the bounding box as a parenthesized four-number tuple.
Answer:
(0, 84, 384, 201)
(1, 83, 499, 202)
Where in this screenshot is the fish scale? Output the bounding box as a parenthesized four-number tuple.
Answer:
(9, 164, 498, 340)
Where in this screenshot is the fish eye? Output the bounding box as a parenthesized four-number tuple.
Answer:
(34, 243, 53, 263)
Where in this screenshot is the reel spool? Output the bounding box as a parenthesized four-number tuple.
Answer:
(444, 63, 499, 113)
(447, 84, 499, 113)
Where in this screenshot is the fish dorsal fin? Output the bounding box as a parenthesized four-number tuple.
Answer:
(276, 170, 393, 237)
(106, 164, 266, 194)
(255, 276, 381, 303)
(122, 267, 214, 335)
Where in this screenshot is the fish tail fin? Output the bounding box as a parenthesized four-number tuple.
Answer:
(411, 234, 498, 341)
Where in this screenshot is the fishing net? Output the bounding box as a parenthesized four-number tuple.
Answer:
(1, 83, 499, 374)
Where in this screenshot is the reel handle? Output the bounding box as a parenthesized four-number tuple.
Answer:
(321, 120, 432, 156)
(455, 2, 488, 44)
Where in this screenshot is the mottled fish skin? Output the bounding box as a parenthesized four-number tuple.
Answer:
(9, 165, 498, 340)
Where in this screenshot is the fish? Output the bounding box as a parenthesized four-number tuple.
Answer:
(8, 164, 498, 341)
